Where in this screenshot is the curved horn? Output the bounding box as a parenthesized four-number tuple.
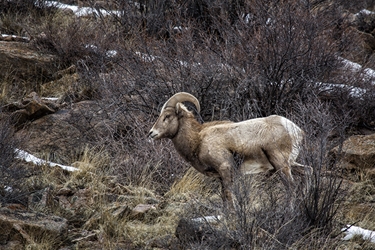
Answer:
(161, 92, 201, 113)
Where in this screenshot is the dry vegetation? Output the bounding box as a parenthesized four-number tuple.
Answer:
(1, 0, 375, 249)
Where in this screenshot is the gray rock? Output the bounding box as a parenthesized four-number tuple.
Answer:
(0, 207, 68, 246)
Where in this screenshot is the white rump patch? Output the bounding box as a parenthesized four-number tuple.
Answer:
(278, 116, 303, 162)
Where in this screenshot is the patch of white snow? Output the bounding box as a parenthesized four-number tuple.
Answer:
(342, 225, 375, 243)
(15, 149, 79, 172)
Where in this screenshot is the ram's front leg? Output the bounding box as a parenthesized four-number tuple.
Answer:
(200, 148, 235, 210)
(217, 161, 235, 210)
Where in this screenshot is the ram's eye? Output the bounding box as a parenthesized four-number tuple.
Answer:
(163, 115, 171, 121)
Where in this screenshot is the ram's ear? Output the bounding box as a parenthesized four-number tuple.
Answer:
(175, 103, 185, 117)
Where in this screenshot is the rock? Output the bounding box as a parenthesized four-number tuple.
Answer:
(15, 111, 82, 159)
(175, 217, 237, 248)
(2, 92, 58, 128)
(59, 188, 94, 212)
(130, 204, 156, 219)
(353, 10, 375, 33)
(83, 204, 132, 230)
(56, 188, 97, 228)
(0, 240, 23, 250)
(14, 100, 113, 159)
(56, 187, 74, 196)
(175, 218, 213, 243)
(332, 133, 375, 175)
(147, 234, 179, 249)
(28, 187, 57, 211)
(0, 207, 68, 246)
(342, 10, 375, 66)
(0, 41, 56, 83)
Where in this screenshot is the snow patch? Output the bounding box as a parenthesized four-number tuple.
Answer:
(340, 57, 375, 85)
(355, 9, 375, 17)
(39, 1, 122, 17)
(15, 149, 79, 172)
(4, 186, 13, 193)
(191, 215, 223, 223)
(342, 225, 375, 243)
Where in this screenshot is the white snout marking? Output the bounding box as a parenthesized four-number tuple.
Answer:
(148, 129, 159, 139)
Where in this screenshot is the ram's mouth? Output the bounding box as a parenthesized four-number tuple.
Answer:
(148, 131, 158, 139)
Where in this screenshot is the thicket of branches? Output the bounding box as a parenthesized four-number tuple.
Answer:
(1, 0, 375, 248)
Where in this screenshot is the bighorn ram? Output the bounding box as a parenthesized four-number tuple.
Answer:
(148, 92, 306, 205)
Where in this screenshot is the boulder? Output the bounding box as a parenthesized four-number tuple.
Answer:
(175, 217, 237, 248)
(0, 207, 68, 246)
(28, 187, 57, 211)
(332, 133, 375, 175)
(175, 218, 215, 243)
(14, 100, 115, 159)
(57, 188, 94, 214)
(0, 240, 23, 250)
(15, 111, 82, 159)
(130, 204, 156, 220)
(2, 92, 58, 127)
(0, 41, 56, 83)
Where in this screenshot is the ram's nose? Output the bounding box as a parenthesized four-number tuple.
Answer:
(148, 130, 156, 139)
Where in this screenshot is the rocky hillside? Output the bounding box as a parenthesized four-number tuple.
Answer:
(1, 0, 375, 249)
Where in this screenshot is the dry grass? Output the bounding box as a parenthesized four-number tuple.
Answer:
(11, 131, 375, 249)
(79, 164, 216, 248)
(40, 73, 79, 98)
(166, 167, 220, 200)
(24, 233, 60, 250)
(0, 76, 13, 104)
(339, 180, 375, 231)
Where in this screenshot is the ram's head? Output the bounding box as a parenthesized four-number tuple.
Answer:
(148, 92, 200, 140)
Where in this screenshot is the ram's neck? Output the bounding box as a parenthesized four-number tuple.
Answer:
(171, 117, 202, 163)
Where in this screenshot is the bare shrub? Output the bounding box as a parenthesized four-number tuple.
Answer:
(104, 0, 354, 122)
(0, 0, 43, 35)
(32, 14, 101, 68)
(222, 1, 342, 117)
(0, 115, 23, 204)
(0, 116, 17, 169)
(296, 97, 346, 232)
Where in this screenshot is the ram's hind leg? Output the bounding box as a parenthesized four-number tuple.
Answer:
(265, 149, 294, 183)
